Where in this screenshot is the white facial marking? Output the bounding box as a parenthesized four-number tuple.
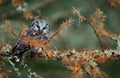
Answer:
(33, 26, 38, 31)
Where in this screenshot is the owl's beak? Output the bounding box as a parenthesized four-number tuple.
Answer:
(39, 30, 43, 34)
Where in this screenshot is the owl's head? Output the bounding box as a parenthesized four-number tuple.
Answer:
(30, 19, 50, 35)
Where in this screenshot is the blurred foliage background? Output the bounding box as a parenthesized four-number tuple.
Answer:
(0, 0, 120, 78)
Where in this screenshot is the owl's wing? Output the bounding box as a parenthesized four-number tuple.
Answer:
(9, 40, 30, 65)
(10, 40, 30, 55)
(24, 28, 40, 37)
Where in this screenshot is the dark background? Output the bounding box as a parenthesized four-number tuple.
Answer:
(0, 0, 120, 78)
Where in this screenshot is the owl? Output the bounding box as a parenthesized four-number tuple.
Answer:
(10, 19, 50, 65)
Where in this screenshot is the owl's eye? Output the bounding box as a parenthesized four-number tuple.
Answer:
(43, 27, 47, 30)
(36, 25, 40, 31)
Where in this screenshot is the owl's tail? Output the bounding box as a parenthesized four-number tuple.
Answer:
(5, 40, 30, 65)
